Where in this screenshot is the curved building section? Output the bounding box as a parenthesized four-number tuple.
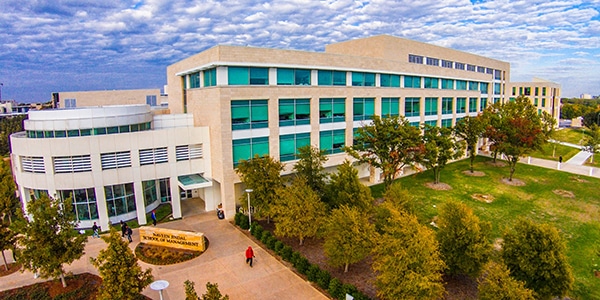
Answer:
(11, 105, 215, 232)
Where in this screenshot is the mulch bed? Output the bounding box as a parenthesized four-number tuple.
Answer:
(0, 262, 21, 277)
(462, 170, 486, 177)
(500, 178, 525, 186)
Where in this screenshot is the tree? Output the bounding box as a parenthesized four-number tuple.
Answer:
(481, 103, 503, 162)
(477, 261, 534, 300)
(382, 181, 416, 214)
(0, 220, 16, 271)
(323, 160, 374, 211)
(271, 178, 326, 245)
(202, 282, 230, 300)
(502, 218, 573, 299)
(582, 110, 600, 128)
(372, 203, 446, 300)
(0, 115, 26, 156)
(421, 124, 465, 184)
(323, 205, 376, 273)
(345, 115, 423, 188)
(236, 154, 285, 222)
(436, 201, 492, 277)
(90, 227, 153, 300)
(454, 115, 485, 173)
(292, 145, 328, 196)
(583, 124, 600, 163)
(12, 194, 87, 288)
(184, 280, 200, 300)
(494, 96, 552, 181)
(0, 159, 19, 224)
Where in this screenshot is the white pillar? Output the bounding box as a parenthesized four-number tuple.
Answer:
(170, 176, 182, 219)
(134, 181, 147, 225)
(557, 162, 561, 170)
(590, 167, 594, 176)
(95, 186, 110, 232)
(528, 156, 531, 164)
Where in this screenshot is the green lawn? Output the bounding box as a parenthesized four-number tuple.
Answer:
(584, 154, 600, 168)
(371, 156, 600, 300)
(554, 127, 589, 145)
(529, 142, 581, 161)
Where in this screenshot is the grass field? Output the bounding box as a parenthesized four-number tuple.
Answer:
(554, 127, 589, 145)
(371, 156, 600, 299)
(529, 142, 581, 161)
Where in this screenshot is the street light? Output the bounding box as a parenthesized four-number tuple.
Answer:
(245, 189, 253, 230)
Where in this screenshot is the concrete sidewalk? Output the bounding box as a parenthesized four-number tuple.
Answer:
(0, 213, 327, 300)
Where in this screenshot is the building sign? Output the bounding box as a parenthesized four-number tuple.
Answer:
(139, 226, 205, 252)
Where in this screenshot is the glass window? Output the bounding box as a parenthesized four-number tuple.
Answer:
(455, 62, 465, 70)
(424, 77, 439, 89)
(541, 98, 546, 107)
(469, 98, 478, 113)
(44, 131, 54, 138)
(250, 67, 269, 85)
(231, 100, 268, 130)
(469, 81, 479, 91)
(425, 97, 438, 116)
(404, 76, 421, 88)
(119, 125, 130, 133)
(277, 68, 294, 85)
(441, 60, 453, 68)
(494, 83, 501, 95)
(279, 98, 310, 127)
(67, 130, 79, 137)
(203, 68, 217, 87)
(441, 119, 452, 128)
(381, 97, 399, 118)
(279, 133, 310, 161)
(441, 79, 454, 90)
(190, 72, 200, 88)
(232, 137, 269, 167)
(319, 98, 346, 123)
(442, 97, 453, 115)
(456, 98, 466, 113)
(534, 87, 539, 96)
(320, 129, 345, 154)
(318, 70, 347, 86)
(60, 188, 98, 221)
(352, 72, 375, 87)
(524, 87, 531, 96)
(107, 126, 118, 134)
(425, 120, 437, 127)
(228, 67, 269, 85)
(486, 68, 493, 74)
(480, 82, 489, 94)
(146, 95, 157, 106)
(104, 183, 136, 217)
(477, 66, 486, 73)
(467, 64, 476, 71)
(380, 74, 400, 87)
(426, 57, 439, 66)
(408, 54, 423, 64)
(353, 98, 375, 121)
(142, 180, 158, 206)
(456, 80, 467, 90)
(405, 97, 420, 117)
(494, 70, 502, 80)
(480, 98, 487, 111)
(542, 87, 547, 96)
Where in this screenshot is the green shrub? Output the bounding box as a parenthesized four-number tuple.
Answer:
(260, 231, 272, 244)
(350, 291, 371, 300)
(266, 235, 278, 250)
(281, 245, 293, 261)
(294, 256, 310, 275)
(274, 240, 284, 253)
(29, 285, 51, 300)
(342, 284, 359, 299)
(328, 278, 344, 300)
(251, 224, 263, 238)
(291, 251, 302, 265)
(316, 269, 331, 290)
(239, 215, 250, 230)
(307, 264, 321, 282)
(234, 212, 242, 226)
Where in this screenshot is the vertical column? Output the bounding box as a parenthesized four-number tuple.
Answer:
(95, 186, 110, 233)
(134, 181, 147, 225)
(170, 176, 182, 219)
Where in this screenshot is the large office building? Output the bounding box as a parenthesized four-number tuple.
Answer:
(11, 35, 559, 228)
(507, 77, 561, 119)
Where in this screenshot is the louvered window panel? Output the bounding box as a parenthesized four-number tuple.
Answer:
(21, 156, 45, 173)
(54, 155, 92, 173)
(101, 151, 131, 170)
(139, 147, 168, 165)
(176, 144, 203, 161)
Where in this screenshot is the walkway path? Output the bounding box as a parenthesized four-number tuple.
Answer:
(0, 212, 327, 300)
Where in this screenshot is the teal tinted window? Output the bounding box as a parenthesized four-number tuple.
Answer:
(404, 76, 421, 88)
(250, 67, 269, 85)
(441, 79, 454, 90)
(277, 68, 294, 85)
(494, 98, 500, 104)
(80, 129, 91, 136)
(190, 72, 200, 89)
(441, 119, 452, 128)
(469, 98, 477, 112)
(480, 98, 487, 111)
(410, 122, 420, 127)
(469, 81, 479, 91)
(405, 97, 420, 117)
(107, 126, 118, 134)
(203, 68, 217, 87)
(494, 83, 501, 95)
(456, 98, 466, 113)
(279, 98, 310, 127)
(380, 74, 400, 87)
(94, 128, 106, 135)
(131, 124, 139, 132)
(425, 97, 438, 116)
(231, 100, 269, 130)
(442, 97, 453, 114)
(541, 98, 546, 107)
(67, 130, 79, 137)
(381, 97, 399, 118)
(320, 129, 345, 154)
(333, 71, 346, 85)
(280, 133, 310, 161)
(319, 98, 345, 123)
(44, 131, 54, 138)
(319, 70, 346, 86)
(353, 98, 375, 121)
(232, 137, 269, 167)
(352, 72, 375, 86)
(425, 120, 437, 127)
(424, 77, 439, 89)
(295, 69, 310, 85)
(228, 67, 248, 85)
(119, 125, 130, 133)
(534, 98, 538, 106)
(480, 82, 489, 94)
(456, 80, 467, 90)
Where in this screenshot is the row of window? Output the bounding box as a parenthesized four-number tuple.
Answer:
(184, 66, 498, 93)
(408, 54, 503, 80)
(512, 86, 548, 97)
(26, 122, 152, 139)
(232, 97, 492, 130)
(20, 144, 203, 174)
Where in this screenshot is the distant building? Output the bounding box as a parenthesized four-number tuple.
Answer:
(52, 89, 166, 110)
(580, 94, 592, 99)
(506, 77, 561, 120)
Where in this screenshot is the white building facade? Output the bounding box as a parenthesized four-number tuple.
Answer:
(10, 105, 216, 231)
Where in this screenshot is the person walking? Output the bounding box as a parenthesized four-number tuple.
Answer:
(92, 222, 100, 238)
(120, 220, 127, 237)
(559, 156, 563, 163)
(125, 225, 133, 243)
(245, 246, 255, 267)
(151, 210, 157, 226)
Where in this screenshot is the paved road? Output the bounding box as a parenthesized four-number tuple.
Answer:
(0, 209, 327, 300)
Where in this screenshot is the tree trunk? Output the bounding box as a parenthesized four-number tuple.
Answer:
(344, 263, 349, 273)
(470, 153, 475, 173)
(509, 158, 517, 181)
(1, 251, 7, 271)
(299, 237, 304, 246)
(434, 168, 440, 184)
(552, 144, 556, 158)
(60, 273, 67, 288)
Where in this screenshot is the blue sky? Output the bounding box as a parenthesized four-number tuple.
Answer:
(1, 0, 599, 103)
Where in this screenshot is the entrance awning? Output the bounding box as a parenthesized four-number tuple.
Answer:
(177, 173, 213, 190)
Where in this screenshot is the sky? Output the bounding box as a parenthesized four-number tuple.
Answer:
(1, 0, 599, 103)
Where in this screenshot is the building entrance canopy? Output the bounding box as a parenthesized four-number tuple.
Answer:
(177, 174, 212, 190)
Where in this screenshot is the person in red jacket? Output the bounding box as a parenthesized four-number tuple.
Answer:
(245, 246, 255, 267)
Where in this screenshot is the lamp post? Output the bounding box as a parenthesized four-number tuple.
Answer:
(245, 188, 253, 230)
